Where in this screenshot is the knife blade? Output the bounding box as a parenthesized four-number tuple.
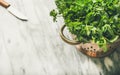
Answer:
(0, 0, 28, 21)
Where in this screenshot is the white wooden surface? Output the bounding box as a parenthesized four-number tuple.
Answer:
(0, 0, 120, 75)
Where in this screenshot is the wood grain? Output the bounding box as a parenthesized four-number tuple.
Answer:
(0, 0, 120, 75)
(0, 0, 10, 8)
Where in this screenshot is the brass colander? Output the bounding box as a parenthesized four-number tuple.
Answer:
(60, 25, 120, 58)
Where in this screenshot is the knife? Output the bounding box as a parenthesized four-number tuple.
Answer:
(0, 0, 28, 21)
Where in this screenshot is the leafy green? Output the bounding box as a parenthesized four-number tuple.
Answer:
(50, 0, 120, 52)
(50, 9, 58, 22)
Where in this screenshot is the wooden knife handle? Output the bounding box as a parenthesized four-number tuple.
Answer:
(0, 0, 10, 8)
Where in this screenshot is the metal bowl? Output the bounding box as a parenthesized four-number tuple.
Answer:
(59, 25, 120, 58)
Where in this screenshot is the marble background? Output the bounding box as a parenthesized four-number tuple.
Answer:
(0, 0, 120, 75)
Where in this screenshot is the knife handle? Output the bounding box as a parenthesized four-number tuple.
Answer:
(0, 0, 10, 8)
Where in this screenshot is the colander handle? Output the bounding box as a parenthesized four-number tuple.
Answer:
(59, 25, 80, 45)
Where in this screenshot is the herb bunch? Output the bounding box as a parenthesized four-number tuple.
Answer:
(50, 0, 120, 52)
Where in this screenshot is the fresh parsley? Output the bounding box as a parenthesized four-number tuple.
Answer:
(50, 0, 120, 52)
